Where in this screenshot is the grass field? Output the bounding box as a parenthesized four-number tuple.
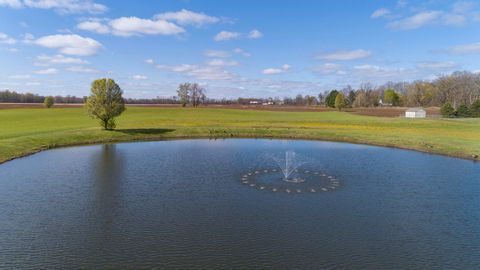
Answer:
(0, 106, 479, 164)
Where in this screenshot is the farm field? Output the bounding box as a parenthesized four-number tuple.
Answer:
(0, 106, 477, 164)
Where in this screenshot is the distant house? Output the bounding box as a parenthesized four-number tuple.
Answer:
(249, 100, 259, 104)
(405, 108, 426, 118)
(378, 99, 392, 107)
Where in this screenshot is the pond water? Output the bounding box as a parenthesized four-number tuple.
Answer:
(0, 139, 479, 268)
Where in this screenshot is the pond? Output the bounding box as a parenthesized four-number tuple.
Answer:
(0, 139, 479, 268)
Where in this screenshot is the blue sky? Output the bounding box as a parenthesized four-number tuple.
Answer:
(1, 0, 480, 98)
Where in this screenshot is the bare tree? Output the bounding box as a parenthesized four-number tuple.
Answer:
(177, 83, 191, 107)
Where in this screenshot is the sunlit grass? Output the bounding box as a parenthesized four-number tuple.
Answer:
(0, 106, 479, 163)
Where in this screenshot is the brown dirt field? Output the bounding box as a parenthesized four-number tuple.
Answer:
(0, 103, 440, 117)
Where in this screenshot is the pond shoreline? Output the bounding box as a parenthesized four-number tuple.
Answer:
(1, 134, 477, 166)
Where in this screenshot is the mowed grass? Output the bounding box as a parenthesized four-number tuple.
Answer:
(0, 106, 479, 163)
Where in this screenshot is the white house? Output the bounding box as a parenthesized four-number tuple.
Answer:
(405, 108, 426, 118)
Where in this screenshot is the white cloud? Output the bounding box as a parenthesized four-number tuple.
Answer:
(388, 11, 442, 30)
(234, 48, 251, 57)
(383, 2, 478, 31)
(8, 74, 30, 79)
(214, 31, 241, 41)
(35, 68, 58, 74)
(66, 66, 98, 73)
(154, 9, 220, 26)
(144, 59, 154, 64)
(204, 48, 251, 58)
(352, 64, 414, 80)
(0, 32, 16, 44)
(442, 13, 467, 26)
(416, 61, 457, 70)
(316, 49, 371, 61)
(371, 8, 390, 19)
(25, 81, 41, 86)
(132, 75, 148, 80)
(205, 49, 231, 58)
(22, 33, 34, 43)
(156, 64, 236, 80)
(312, 63, 346, 75)
(77, 20, 110, 34)
(79, 17, 185, 37)
(446, 42, 480, 54)
(6, 47, 19, 53)
(34, 34, 102, 56)
(206, 59, 238, 67)
(35, 54, 88, 65)
(1, 0, 108, 14)
(0, 0, 23, 8)
(262, 64, 291, 75)
(247, 29, 263, 39)
(452, 1, 475, 14)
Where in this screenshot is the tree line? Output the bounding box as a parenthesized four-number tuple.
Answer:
(0, 90, 84, 103)
(319, 71, 480, 109)
(3, 71, 480, 114)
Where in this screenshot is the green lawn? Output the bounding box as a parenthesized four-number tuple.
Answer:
(1, 106, 479, 163)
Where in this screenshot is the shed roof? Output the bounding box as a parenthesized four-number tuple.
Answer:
(406, 108, 426, 112)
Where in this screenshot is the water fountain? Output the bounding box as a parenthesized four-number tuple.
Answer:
(272, 151, 305, 182)
(239, 150, 342, 194)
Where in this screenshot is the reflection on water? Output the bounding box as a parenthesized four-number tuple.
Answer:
(0, 139, 479, 269)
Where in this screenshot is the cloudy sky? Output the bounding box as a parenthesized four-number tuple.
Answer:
(1, 0, 480, 98)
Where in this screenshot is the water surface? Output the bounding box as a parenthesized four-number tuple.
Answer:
(0, 139, 479, 268)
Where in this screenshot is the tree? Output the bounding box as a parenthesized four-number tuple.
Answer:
(86, 78, 126, 130)
(325, 90, 338, 108)
(456, 104, 471, 118)
(347, 90, 356, 107)
(440, 102, 456, 118)
(335, 92, 346, 111)
(189, 83, 205, 107)
(44, 96, 54, 108)
(306, 95, 317, 106)
(295, 94, 305, 106)
(177, 83, 190, 107)
(383, 88, 400, 106)
(407, 81, 434, 107)
(470, 100, 480, 117)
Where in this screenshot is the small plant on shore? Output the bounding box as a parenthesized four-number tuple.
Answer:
(86, 78, 126, 130)
(440, 102, 456, 118)
(44, 96, 54, 108)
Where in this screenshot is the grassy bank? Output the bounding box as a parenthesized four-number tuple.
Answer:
(0, 106, 479, 164)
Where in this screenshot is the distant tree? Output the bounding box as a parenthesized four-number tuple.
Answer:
(306, 95, 317, 106)
(295, 94, 305, 106)
(335, 92, 346, 111)
(470, 100, 480, 117)
(407, 81, 434, 107)
(384, 88, 400, 106)
(86, 78, 126, 130)
(456, 104, 471, 118)
(189, 83, 205, 107)
(325, 90, 338, 108)
(44, 96, 54, 108)
(317, 93, 325, 105)
(441, 102, 456, 118)
(177, 83, 191, 107)
(353, 91, 367, 107)
(347, 90, 356, 107)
